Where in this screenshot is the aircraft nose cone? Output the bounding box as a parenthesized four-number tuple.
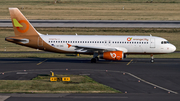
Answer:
(171, 45, 176, 52)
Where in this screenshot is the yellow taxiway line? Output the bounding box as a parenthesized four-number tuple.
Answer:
(37, 59, 48, 65)
(127, 59, 133, 65)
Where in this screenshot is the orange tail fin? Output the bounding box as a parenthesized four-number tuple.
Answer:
(9, 8, 41, 36)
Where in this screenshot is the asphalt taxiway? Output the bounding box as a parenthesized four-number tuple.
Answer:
(0, 58, 180, 101)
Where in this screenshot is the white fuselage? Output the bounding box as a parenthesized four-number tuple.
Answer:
(40, 35, 176, 54)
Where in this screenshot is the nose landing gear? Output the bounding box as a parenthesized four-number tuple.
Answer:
(150, 54, 154, 63)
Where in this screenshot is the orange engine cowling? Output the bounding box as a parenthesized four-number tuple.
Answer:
(100, 51, 124, 60)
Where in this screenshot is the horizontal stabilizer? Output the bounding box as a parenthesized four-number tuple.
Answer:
(5, 37, 29, 44)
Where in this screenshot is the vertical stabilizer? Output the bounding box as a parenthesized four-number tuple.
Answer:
(9, 8, 41, 36)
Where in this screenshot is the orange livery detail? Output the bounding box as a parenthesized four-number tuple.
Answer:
(67, 43, 72, 48)
(127, 37, 132, 41)
(100, 51, 123, 60)
(16, 20, 29, 33)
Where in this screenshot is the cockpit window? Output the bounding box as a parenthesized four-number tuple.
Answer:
(161, 41, 170, 44)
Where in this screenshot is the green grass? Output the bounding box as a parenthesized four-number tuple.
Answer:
(0, 75, 120, 93)
(0, 53, 93, 58)
(0, 0, 180, 20)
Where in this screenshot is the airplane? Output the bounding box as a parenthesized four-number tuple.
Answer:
(5, 8, 176, 63)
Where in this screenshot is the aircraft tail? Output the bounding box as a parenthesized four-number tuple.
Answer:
(9, 8, 41, 36)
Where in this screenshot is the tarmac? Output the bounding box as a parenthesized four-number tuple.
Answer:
(0, 58, 180, 101)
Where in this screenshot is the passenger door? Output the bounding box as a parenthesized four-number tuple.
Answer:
(150, 38, 155, 48)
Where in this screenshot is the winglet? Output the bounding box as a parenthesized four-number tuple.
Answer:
(67, 43, 72, 48)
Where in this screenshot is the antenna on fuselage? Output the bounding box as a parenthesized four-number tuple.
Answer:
(150, 34, 152, 37)
(75, 33, 78, 36)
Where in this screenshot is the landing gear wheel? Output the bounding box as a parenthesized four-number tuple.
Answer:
(150, 54, 154, 63)
(151, 59, 154, 63)
(91, 58, 96, 63)
(95, 57, 99, 61)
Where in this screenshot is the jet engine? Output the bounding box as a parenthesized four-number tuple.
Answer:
(100, 51, 123, 60)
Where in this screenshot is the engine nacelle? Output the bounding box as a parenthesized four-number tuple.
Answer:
(100, 51, 123, 60)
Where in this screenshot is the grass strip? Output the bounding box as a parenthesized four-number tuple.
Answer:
(0, 0, 180, 20)
(0, 75, 120, 93)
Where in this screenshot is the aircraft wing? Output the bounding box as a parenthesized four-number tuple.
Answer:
(68, 44, 128, 53)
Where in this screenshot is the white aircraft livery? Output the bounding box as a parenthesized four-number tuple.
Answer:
(5, 8, 176, 63)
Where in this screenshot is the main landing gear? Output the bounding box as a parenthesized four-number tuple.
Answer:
(91, 52, 99, 63)
(150, 54, 154, 63)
